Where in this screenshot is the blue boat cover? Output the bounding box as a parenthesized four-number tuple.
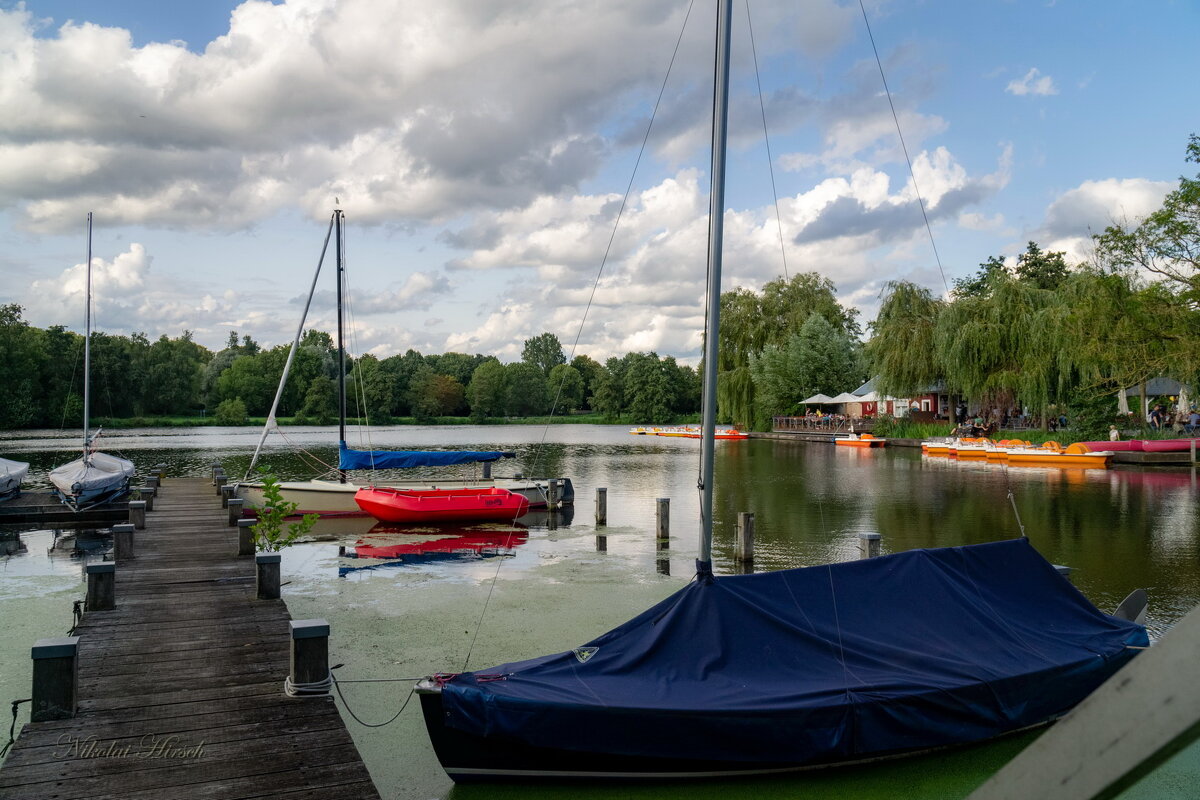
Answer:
(338, 442, 511, 470)
(440, 538, 1147, 765)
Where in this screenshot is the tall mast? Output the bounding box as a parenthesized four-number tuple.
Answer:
(697, 0, 732, 576)
(335, 206, 347, 483)
(82, 212, 93, 460)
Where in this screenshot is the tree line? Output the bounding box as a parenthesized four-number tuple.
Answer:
(3, 134, 1196, 435)
(0, 318, 702, 428)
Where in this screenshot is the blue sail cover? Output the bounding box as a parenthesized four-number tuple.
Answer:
(440, 538, 1147, 766)
(338, 443, 512, 470)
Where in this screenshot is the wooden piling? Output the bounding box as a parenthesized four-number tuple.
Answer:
(736, 512, 755, 564)
(237, 518, 256, 556)
(112, 522, 135, 561)
(144, 475, 160, 496)
(547, 479, 560, 510)
(215, 474, 228, 496)
(656, 498, 670, 548)
(138, 486, 155, 512)
(30, 636, 79, 722)
(482, 461, 492, 480)
(227, 497, 244, 526)
(128, 499, 146, 529)
(256, 553, 281, 600)
(595, 487, 608, 526)
(859, 532, 882, 559)
(153, 462, 167, 481)
(85, 563, 115, 611)
(290, 619, 330, 695)
(220, 484, 235, 507)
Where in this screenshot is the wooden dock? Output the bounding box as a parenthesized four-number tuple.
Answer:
(0, 477, 380, 799)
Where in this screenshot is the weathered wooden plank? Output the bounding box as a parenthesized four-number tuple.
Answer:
(0, 477, 379, 799)
(967, 602, 1200, 800)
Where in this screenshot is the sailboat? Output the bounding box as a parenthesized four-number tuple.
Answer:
(48, 214, 135, 509)
(414, 1, 1148, 781)
(0, 457, 29, 499)
(236, 207, 574, 517)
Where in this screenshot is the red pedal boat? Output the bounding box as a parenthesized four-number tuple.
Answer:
(354, 486, 530, 524)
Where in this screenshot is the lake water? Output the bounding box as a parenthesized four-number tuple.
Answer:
(2, 424, 1198, 798)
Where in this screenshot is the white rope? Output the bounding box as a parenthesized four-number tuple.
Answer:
(284, 671, 333, 697)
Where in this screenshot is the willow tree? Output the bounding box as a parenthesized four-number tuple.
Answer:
(749, 313, 859, 419)
(865, 281, 944, 398)
(717, 272, 854, 427)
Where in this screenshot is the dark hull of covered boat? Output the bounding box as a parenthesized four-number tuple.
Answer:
(417, 540, 1148, 783)
(416, 685, 1062, 782)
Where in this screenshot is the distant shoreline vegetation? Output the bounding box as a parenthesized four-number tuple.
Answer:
(85, 412, 652, 429)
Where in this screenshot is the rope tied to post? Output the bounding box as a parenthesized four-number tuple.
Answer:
(1, 698, 31, 758)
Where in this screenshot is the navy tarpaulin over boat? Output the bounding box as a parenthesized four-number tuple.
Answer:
(338, 443, 513, 470)
(438, 538, 1147, 766)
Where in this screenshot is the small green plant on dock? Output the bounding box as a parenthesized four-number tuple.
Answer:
(252, 472, 318, 552)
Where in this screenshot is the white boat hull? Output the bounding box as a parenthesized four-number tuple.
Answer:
(48, 452, 135, 505)
(0, 457, 29, 496)
(236, 477, 571, 517)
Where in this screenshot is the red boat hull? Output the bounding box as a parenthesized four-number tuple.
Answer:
(354, 486, 530, 524)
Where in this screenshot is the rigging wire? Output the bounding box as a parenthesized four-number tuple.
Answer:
(744, 0, 789, 281)
(530, 0, 698, 478)
(857, 0, 950, 294)
(469, 0, 699, 664)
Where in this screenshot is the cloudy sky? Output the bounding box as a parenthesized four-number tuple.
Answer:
(1, 0, 1196, 364)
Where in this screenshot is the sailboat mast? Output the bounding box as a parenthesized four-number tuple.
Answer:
(82, 212, 93, 459)
(335, 207, 347, 483)
(697, 0, 732, 573)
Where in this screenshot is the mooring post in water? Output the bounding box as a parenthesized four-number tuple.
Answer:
(220, 484, 235, 507)
(482, 461, 492, 480)
(256, 553, 281, 600)
(227, 498, 244, 526)
(547, 479, 560, 510)
(112, 523, 135, 561)
(289, 619, 330, 696)
(128, 500, 146, 529)
(144, 475, 159, 496)
(736, 512, 755, 564)
(596, 533, 607, 552)
(85, 563, 115, 611)
(595, 487, 607, 526)
(656, 498, 670, 548)
(31, 636, 79, 721)
(237, 518, 256, 556)
(859, 532, 881, 559)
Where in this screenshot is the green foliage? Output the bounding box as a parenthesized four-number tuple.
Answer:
(547, 363, 585, 413)
(298, 375, 336, 425)
(252, 472, 318, 552)
(750, 313, 860, 419)
(504, 362, 550, 416)
(467, 358, 507, 421)
(408, 367, 467, 421)
(623, 353, 674, 423)
(1065, 389, 1119, 442)
(521, 332, 566, 376)
(215, 397, 248, 425)
(866, 282, 944, 398)
(347, 353, 394, 423)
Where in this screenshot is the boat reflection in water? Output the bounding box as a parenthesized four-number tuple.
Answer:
(338, 525, 530, 575)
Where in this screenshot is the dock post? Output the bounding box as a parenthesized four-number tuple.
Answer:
(112, 522, 135, 561)
(154, 463, 167, 481)
(256, 553, 281, 600)
(143, 475, 159, 496)
(656, 498, 670, 547)
(736, 512, 755, 564)
(227, 498, 244, 526)
(547, 479, 560, 510)
(31, 636, 80, 721)
(482, 461, 492, 480)
(859, 532, 882, 559)
(1192, 438, 1197, 465)
(215, 475, 228, 496)
(85, 563, 116, 611)
(211, 464, 223, 485)
(221, 484, 235, 507)
(128, 500, 146, 529)
(595, 487, 607, 526)
(289, 619, 331, 696)
(237, 518, 256, 556)
(138, 487, 155, 512)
